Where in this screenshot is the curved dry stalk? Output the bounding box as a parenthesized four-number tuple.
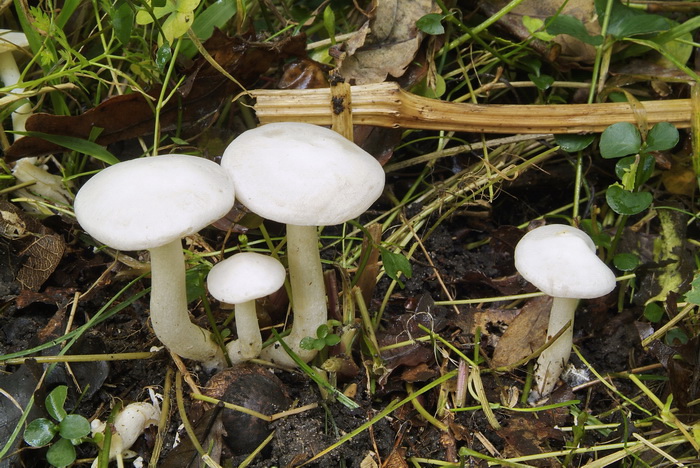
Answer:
(252, 82, 692, 134)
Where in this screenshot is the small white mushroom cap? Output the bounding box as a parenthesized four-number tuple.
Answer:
(74, 155, 235, 251)
(208, 252, 286, 304)
(514, 224, 616, 299)
(221, 122, 385, 226)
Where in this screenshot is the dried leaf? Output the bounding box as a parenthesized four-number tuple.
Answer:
(278, 58, 331, 89)
(0, 200, 65, 291)
(5, 31, 307, 160)
(337, 0, 438, 84)
(491, 296, 551, 368)
(481, 0, 599, 65)
(500, 410, 567, 460)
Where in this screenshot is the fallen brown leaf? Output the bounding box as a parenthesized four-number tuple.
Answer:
(491, 295, 551, 368)
(0, 200, 65, 291)
(336, 0, 438, 84)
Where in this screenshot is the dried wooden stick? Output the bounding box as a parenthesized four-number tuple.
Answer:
(251, 82, 692, 134)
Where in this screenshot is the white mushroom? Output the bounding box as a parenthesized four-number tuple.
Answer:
(514, 224, 616, 400)
(74, 155, 235, 369)
(0, 29, 32, 139)
(221, 122, 385, 367)
(207, 252, 286, 363)
(91, 400, 160, 465)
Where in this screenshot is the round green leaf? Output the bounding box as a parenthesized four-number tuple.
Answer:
(46, 386, 68, 422)
(528, 73, 554, 91)
(58, 414, 91, 440)
(316, 324, 330, 339)
(416, 13, 445, 35)
(613, 253, 640, 271)
(605, 185, 653, 215)
(643, 302, 664, 323)
(324, 334, 341, 347)
(646, 122, 679, 152)
(24, 418, 57, 447)
(600, 122, 641, 159)
(665, 327, 688, 346)
(614, 153, 655, 188)
(156, 43, 172, 71)
(555, 134, 595, 152)
(46, 438, 77, 467)
(299, 336, 316, 351)
(545, 14, 603, 45)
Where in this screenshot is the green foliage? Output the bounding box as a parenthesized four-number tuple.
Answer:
(594, 0, 670, 39)
(136, 0, 201, 45)
(554, 134, 595, 153)
(605, 184, 653, 216)
(20, 132, 118, 165)
(323, 5, 336, 45)
(612, 252, 639, 271)
(600, 123, 641, 159)
(300, 321, 342, 352)
(380, 247, 413, 288)
(545, 15, 602, 45)
(416, 13, 445, 36)
(599, 121, 678, 216)
(522, 16, 555, 42)
(684, 274, 700, 305)
(23, 386, 92, 467)
(643, 302, 664, 323)
(108, 1, 135, 45)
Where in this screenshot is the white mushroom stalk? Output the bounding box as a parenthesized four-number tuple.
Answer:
(282, 224, 327, 363)
(514, 224, 616, 401)
(74, 155, 235, 369)
(0, 29, 32, 139)
(207, 252, 286, 363)
(91, 400, 160, 466)
(221, 122, 385, 367)
(149, 239, 223, 365)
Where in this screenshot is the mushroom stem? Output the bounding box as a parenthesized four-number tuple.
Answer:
(149, 239, 225, 369)
(260, 224, 326, 366)
(226, 300, 263, 363)
(532, 297, 579, 399)
(0, 47, 31, 138)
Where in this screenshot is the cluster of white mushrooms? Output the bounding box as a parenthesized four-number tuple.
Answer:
(73, 122, 386, 369)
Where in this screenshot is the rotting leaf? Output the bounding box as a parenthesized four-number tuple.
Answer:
(336, 0, 438, 85)
(15, 233, 66, 291)
(0, 200, 65, 291)
(5, 30, 308, 161)
(500, 410, 567, 458)
(491, 295, 551, 368)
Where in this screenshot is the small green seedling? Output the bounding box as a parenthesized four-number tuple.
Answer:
(300, 321, 342, 352)
(600, 121, 678, 216)
(380, 247, 413, 288)
(23, 385, 92, 467)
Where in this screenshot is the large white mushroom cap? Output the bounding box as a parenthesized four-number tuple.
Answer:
(208, 252, 286, 304)
(221, 122, 385, 226)
(514, 224, 616, 299)
(74, 155, 235, 251)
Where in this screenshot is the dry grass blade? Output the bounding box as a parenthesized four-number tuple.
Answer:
(252, 82, 693, 133)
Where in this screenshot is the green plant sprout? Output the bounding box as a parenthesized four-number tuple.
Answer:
(136, 0, 201, 46)
(300, 321, 342, 352)
(600, 121, 679, 257)
(23, 386, 92, 468)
